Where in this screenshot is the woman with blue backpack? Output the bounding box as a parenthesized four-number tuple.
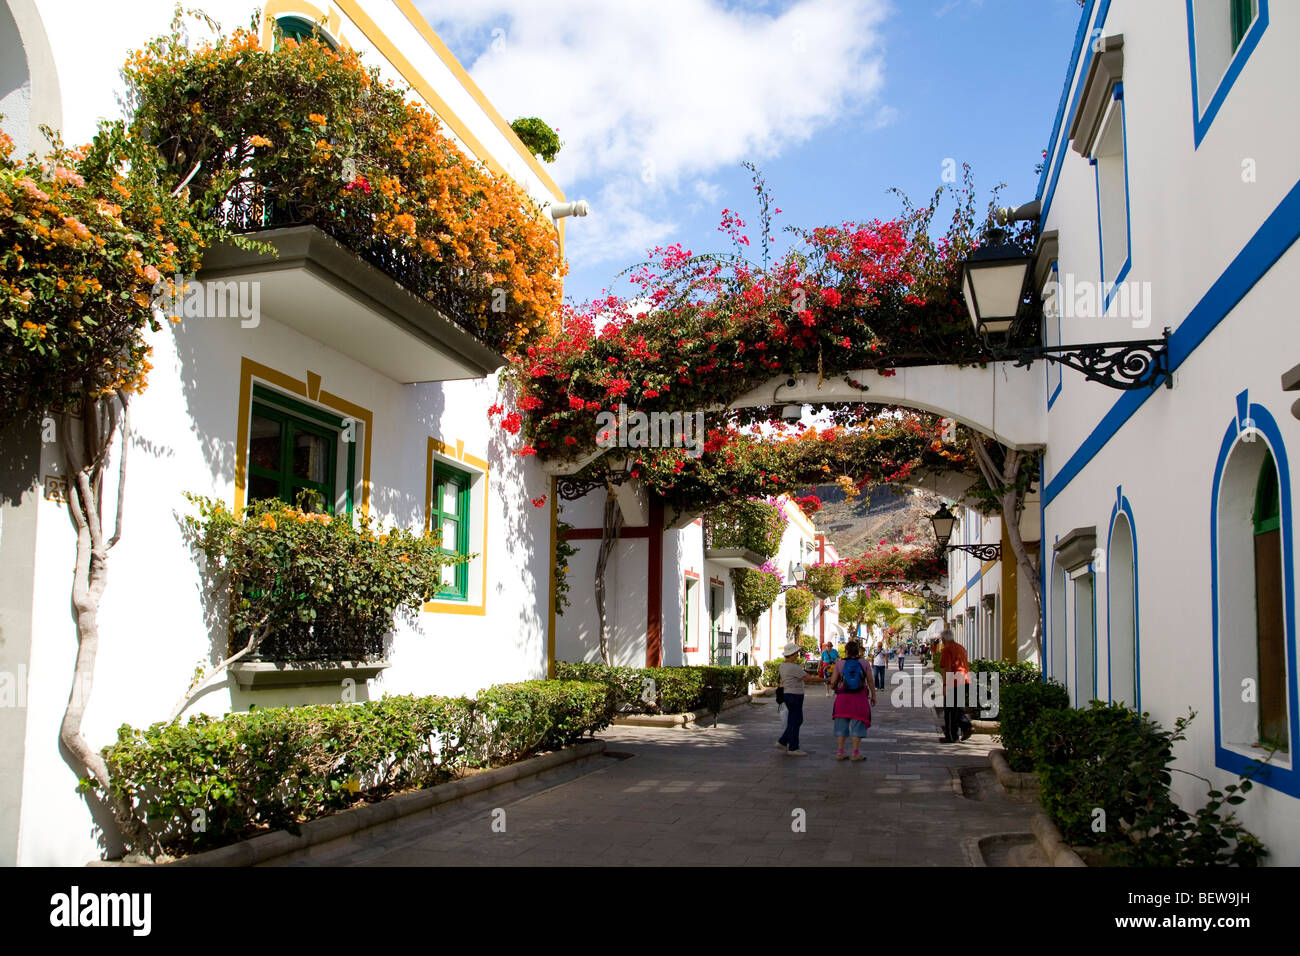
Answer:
(829, 640, 877, 761)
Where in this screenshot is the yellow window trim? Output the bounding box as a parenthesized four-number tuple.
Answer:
(234, 356, 373, 516)
(423, 436, 489, 615)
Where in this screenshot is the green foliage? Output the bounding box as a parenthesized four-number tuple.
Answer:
(554, 662, 759, 714)
(797, 634, 818, 656)
(970, 658, 1040, 685)
(707, 498, 786, 559)
(1030, 705, 1268, 866)
(0, 123, 210, 423)
(804, 563, 845, 598)
(783, 587, 816, 633)
(554, 521, 578, 616)
(762, 659, 783, 687)
(475, 680, 612, 759)
(126, 21, 563, 355)
(183, 494, 463, 660)
(997, 679, 1069, 772)
(510, 116, 562, 162)
(731, 565, 782, 626)
(96, 681, 610, 857)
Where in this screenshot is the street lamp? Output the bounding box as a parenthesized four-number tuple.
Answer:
(928, 504, 957, 551)
(958, 223, 1171, 391)
(779, 562, 807, 593)
(961, 228, 1032, 342)
(929, 505, 1001, 560)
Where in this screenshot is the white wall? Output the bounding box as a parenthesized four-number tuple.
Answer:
(1038, 0, 1300, 863)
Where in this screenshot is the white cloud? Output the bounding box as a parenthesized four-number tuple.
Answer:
(417, 0, 892, 270)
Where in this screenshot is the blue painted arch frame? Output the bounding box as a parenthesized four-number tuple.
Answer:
(1106, 486, 1141, 709)
(1210, 398, 1297, 796)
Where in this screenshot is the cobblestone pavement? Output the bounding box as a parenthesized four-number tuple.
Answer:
(285, 660, 1039, 866)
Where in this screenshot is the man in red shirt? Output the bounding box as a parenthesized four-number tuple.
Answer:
(938, 629, 972, 743)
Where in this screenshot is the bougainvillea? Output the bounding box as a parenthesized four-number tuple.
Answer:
(124, 24, 564, 355)
(0, 125, 208, 421)
(732, 560, 783, 628)
(841, 546, 948, 586)
(497, 163, 1034, 466)
(705, 497, 786, 559)
(794, 494, 822, 519)
(804, 561, 845, 599)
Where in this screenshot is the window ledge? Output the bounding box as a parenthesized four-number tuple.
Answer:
(230, 659, 390, 689)
(1068, 34, 1124, 156)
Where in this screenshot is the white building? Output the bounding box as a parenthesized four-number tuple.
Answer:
(553, 492, 833, 670)
(0, 0, 573, 866)
(1029, 0, 1298, 861)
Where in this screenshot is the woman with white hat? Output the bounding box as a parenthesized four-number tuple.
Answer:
(775, 641, 808, 756)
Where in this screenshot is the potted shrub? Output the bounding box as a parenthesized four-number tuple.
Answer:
(804, 562, 845, 600)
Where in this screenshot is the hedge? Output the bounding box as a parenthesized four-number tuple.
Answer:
(554, 662, 759, 714)
(997, 679, 1069, 771)
(96, 680, 610, 858)
(969, 659, 1040, 686)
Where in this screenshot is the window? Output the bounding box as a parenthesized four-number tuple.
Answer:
(684, 578, 700, 654)
(275, 15, 337, 50)
(1231, 0, 1258, 50)
(1092, 90, 1130, 296)
(1213, 399, 1295, 788)
(1187, 0, 1268, 146)
(1253, 455, 1287, 752)
(430, 463, 470, 601)
(1074, 571, 1097, 706)
(1108, 510, 1138, 707)
(247, 385, 352, 514)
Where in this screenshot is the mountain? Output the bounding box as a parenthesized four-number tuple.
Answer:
(804, 484, 945, 561)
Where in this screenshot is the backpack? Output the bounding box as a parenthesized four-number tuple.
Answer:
(840, 658, 865, 693)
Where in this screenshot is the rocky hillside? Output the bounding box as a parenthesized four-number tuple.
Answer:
(805, 484, 945, 560)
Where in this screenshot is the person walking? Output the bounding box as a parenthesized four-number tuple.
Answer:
(830, 640, 877, 761)
(776, 641, 808, 755)
(897, 646, 907, 671)
(938, 629, 973, 743)
(872, 643, 888, 690)
(819, 641, 840, 698)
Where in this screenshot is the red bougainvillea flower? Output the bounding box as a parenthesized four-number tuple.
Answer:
(500, 412, 522, 434)
(518, 445, 537, 456)
(531, 495, 547, 507)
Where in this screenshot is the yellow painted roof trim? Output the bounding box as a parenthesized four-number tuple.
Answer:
(389, 0, 566, 202)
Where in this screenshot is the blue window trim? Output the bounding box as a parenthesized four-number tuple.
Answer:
(1094, 84, 1132, 312)
(1186, 0, 1269, 149)
(1046, 262, 1063, 410)
(1210, 397, 1297, 795)
(1106, 485, 1141, 710)
(1044, 173, 1300, 508)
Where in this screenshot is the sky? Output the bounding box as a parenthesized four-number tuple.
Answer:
(416, 0, 1087, 309)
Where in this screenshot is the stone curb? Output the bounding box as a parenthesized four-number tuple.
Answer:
(612, 694, 752, 727)
(114, 740, 607, 868)
(1031, 811, 1088, 867)
(989, 748, 1039, 791)
(971, 719, 999, 735)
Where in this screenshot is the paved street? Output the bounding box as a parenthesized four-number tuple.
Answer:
(283, 661, 1039, 866)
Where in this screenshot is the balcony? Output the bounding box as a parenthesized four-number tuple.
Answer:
(200, 187, 507, 383)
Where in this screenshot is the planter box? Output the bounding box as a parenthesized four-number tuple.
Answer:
(229, 660, 390, 689)
(703, 547, 768, 569)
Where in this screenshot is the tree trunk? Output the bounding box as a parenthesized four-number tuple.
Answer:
(967, 431, 1043, 661)
(59, 391, 145, 849)
(593, 489, 624, 666)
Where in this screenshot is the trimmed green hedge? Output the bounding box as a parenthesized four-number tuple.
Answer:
(969, 659, 1040, 686)
(554, 662, 759, 714)
(762, 659, 782, 688)
(96, 681, 610, 858)
(997, 679, 1069, 771)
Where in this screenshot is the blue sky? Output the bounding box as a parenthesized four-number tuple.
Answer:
(418, 0, 1086, 308)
